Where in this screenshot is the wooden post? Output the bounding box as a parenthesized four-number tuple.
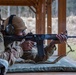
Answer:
(47, 0, 52, 44)
(36, 0, 46, 34)
(58, 0, 66, 56)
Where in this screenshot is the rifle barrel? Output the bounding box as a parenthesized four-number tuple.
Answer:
(67, 36, 76, 38)
(44, 34, 76, 40)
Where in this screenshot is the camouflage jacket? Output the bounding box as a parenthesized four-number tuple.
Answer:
(0, 32, 23, 65)
(0, 32, 5, 55)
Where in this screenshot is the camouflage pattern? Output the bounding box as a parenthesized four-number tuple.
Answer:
(1, 41, 23, 66)
(0, 33, 23, 65)
(21, 43, 56, 62)
(0, 32, 9, 74)
(0, 32, 5, 55)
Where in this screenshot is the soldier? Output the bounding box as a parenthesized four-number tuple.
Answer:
(0, 32, 8, 75)
(0, 15, 67, 67)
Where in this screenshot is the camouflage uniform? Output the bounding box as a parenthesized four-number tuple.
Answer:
(0, 32, 8, 74)
(21, 42, 56, 62)
(1, 39, 56, 65)
(0, 15, 56, 66)
(0, 32, 5, 54)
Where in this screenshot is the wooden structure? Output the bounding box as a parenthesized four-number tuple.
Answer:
(0, 0, 66, 56)
(7, 72, 76, 75)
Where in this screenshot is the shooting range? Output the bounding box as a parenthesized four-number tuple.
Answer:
(0, 0, 76, 75)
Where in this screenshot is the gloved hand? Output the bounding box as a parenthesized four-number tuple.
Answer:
(51, 33, 67, 44)
(21, 40, 34, 51)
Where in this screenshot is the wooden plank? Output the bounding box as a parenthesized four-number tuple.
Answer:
(7, 72, 76, 75)
(30, 0, 37, 5)
(36, 4, 39, 33)
(26, 0, 37, 8)
(29, 6, 36, 13)
(36, 0, 46, 34)
(0, 0, 35, 6)
(58, 0, 66, 56)
(47, 0, 52, 44)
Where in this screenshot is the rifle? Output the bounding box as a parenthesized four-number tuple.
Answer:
(3, 32, 76, 62)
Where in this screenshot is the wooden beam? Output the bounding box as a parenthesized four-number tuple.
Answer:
(29, 6, 36, 13)
(36, 0, 46, 34)
(30, 0, 37, 5)
(47, 0, 52, 44)
(26, 0, 37, 8)
(58, 0, 66, 56)
(0, 0, 34, 6)
(30, 0, 38, 8)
